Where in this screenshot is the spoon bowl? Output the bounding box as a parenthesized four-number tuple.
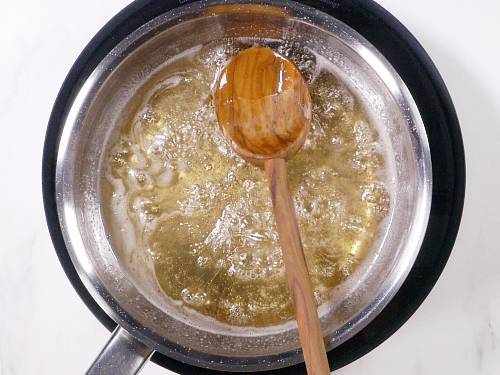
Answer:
(215, 47, 312, 163)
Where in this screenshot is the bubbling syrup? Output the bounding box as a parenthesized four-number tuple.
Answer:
(102, 39, 391, 327)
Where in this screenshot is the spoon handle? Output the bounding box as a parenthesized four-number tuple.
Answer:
(265, 158, 330, 375)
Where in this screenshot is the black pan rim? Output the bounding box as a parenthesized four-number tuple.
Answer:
(42, 0, 465, 373)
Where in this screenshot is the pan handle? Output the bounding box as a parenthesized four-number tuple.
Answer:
(87, 326, 154, 375)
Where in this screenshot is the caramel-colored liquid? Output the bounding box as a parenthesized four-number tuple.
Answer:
(103, 40, 390, 327)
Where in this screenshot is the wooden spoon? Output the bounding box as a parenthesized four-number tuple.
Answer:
(214, 47, 330, 375)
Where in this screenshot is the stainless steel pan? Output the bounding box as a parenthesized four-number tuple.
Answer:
(48, 0, 432, 373)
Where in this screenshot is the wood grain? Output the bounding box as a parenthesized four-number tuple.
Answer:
(215, 47, 311, 162)
(265, 158, 330, 375)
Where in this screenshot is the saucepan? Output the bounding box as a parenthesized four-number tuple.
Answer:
(42, 0, 465, 373)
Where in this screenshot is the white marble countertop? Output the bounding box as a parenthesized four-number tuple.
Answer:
(1, 0, 499, 374)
